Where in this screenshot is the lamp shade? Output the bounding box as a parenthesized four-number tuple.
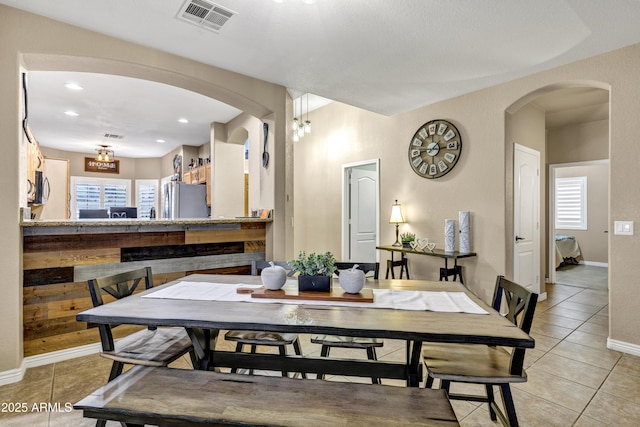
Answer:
(389, 200, 405, 224)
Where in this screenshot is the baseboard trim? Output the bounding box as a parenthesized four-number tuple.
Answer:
(582, 261, 609, 268)
(24, 343, 102, 368)
(608, 338, 640, 357)
(0, 343, 102, 386)
(0, 360, 26, 386)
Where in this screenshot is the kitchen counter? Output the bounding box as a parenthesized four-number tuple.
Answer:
(22, 217, 270, 356)
(21, 217, 271, 235)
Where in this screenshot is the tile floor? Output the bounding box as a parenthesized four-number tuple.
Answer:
(1, 280, 638, 426)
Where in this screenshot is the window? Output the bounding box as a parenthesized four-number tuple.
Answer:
(555, 176, 587, 230)
(71, 177, 131, 218)
(135, 179, 159, 219)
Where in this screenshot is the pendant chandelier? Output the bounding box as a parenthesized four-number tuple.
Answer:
(292, 94, 311, 142)
(96, 145, 115, 162)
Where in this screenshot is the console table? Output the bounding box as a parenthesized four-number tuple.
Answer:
(376, 245, 477, 284)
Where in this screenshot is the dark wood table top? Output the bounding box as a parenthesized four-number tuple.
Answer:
(76, 274, 533, 349)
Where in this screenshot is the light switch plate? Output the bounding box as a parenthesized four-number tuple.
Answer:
(614, 220, 634, 235)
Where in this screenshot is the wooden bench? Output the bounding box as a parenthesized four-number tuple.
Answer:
(75, 366, 459, 426)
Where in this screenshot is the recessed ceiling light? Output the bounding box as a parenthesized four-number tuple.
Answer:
(178, 118, 189, 124)
(156, 139, 166, 143)
(64, 82, 83, 91)
(64, 110, 79, 116)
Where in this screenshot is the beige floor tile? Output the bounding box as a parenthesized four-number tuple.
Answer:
(524, 348, 546, 367)
(510, 387, 581, 426)
(544, 306, 596, 322)
(529, 353, 609, 389)
(566, 293, 609, 308)
(549, 340, 621, 370)
(0, 411, 50, 426)
(554, 300, 603, 314)
(528, 333, 561, 352)
(513, 369, 596, 412)
(573, 414, 617, 427)
(599, 369, 640, 404)
(535, 312, 586, 329)
(585, 313, 609, 326)
(582, 390, 640, 427)
(564, 330, 609, 350)
(615, 354, 640, 376)
(531, 321, 574, 340)
(576, 321, 609, 337)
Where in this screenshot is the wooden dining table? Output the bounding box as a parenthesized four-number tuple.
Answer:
(76, 274, 534, 387)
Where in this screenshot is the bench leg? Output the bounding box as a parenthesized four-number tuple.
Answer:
(317, 345, 331, 380)
(366, 347, 381, 384)
(292, 339, 307, 379)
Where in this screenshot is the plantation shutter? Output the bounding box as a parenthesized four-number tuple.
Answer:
(555, 176, 587, 230)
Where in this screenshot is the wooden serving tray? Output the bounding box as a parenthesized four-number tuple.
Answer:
(238, 287, 374, 303)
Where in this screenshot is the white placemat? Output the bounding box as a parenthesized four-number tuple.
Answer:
(144, 281, 488, 314)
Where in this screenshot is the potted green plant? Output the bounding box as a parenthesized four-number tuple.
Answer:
(290, 251, 337, 292)
(400, 232, 415, 248)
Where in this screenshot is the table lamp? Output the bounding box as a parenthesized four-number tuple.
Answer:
(389, 200, 406, 247)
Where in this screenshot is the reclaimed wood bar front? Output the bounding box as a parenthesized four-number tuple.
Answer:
(21, 218, 270, 357)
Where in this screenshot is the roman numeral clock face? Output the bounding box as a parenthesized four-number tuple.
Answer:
(408, 119, 462, 179)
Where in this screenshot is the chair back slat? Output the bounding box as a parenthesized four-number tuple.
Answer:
(251, 260, 297, 277)
(88, 267, 153, 307)
(335, 262, 380, 280)
(491, 275, 538, 376)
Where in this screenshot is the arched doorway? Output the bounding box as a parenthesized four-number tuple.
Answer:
(506, 82, 610, 297)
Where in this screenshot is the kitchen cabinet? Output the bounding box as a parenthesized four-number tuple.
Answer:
(183, 164, 211, 206)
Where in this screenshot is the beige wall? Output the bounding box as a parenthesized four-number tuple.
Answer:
(555, 163, 609, 264)
(212, 139, 244, 218)
(548, 119, 609, 164)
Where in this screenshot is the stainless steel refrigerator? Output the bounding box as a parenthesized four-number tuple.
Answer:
(162, 182, 209, 219)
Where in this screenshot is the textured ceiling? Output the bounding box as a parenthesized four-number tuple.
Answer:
(2, 0, 631, 157)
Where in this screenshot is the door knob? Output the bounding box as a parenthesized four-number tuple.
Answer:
(515, 236, 525, 242)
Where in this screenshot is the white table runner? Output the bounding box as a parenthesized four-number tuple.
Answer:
(143, 281, 488, 314)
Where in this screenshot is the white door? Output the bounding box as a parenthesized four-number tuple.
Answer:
(513, 144, 540, 294)
(343, 162, 378, 262)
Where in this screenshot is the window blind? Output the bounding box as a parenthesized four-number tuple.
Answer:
(555, 176, 587, 230)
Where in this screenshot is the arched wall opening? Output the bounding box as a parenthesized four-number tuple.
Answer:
(505, 80, 610, 298)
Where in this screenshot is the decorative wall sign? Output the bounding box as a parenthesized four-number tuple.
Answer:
(84, 157, 119, 174)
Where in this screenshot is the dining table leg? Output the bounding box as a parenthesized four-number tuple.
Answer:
(185, 328, 218, 371)
(406, 340, 423, 387)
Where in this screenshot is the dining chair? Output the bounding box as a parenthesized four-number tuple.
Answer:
(87, 266, 196, 427)
(223, 260, 306, 378)
(422, 275, 538, 427)
(311, 261, 384, 384)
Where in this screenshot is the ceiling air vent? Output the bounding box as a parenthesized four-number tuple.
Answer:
(177, 0, 236, 33)
(104, 133, 124, 140)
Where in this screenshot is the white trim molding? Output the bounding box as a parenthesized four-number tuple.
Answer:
(0, 343, 102, 386)
(608, 338, 640, 357)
